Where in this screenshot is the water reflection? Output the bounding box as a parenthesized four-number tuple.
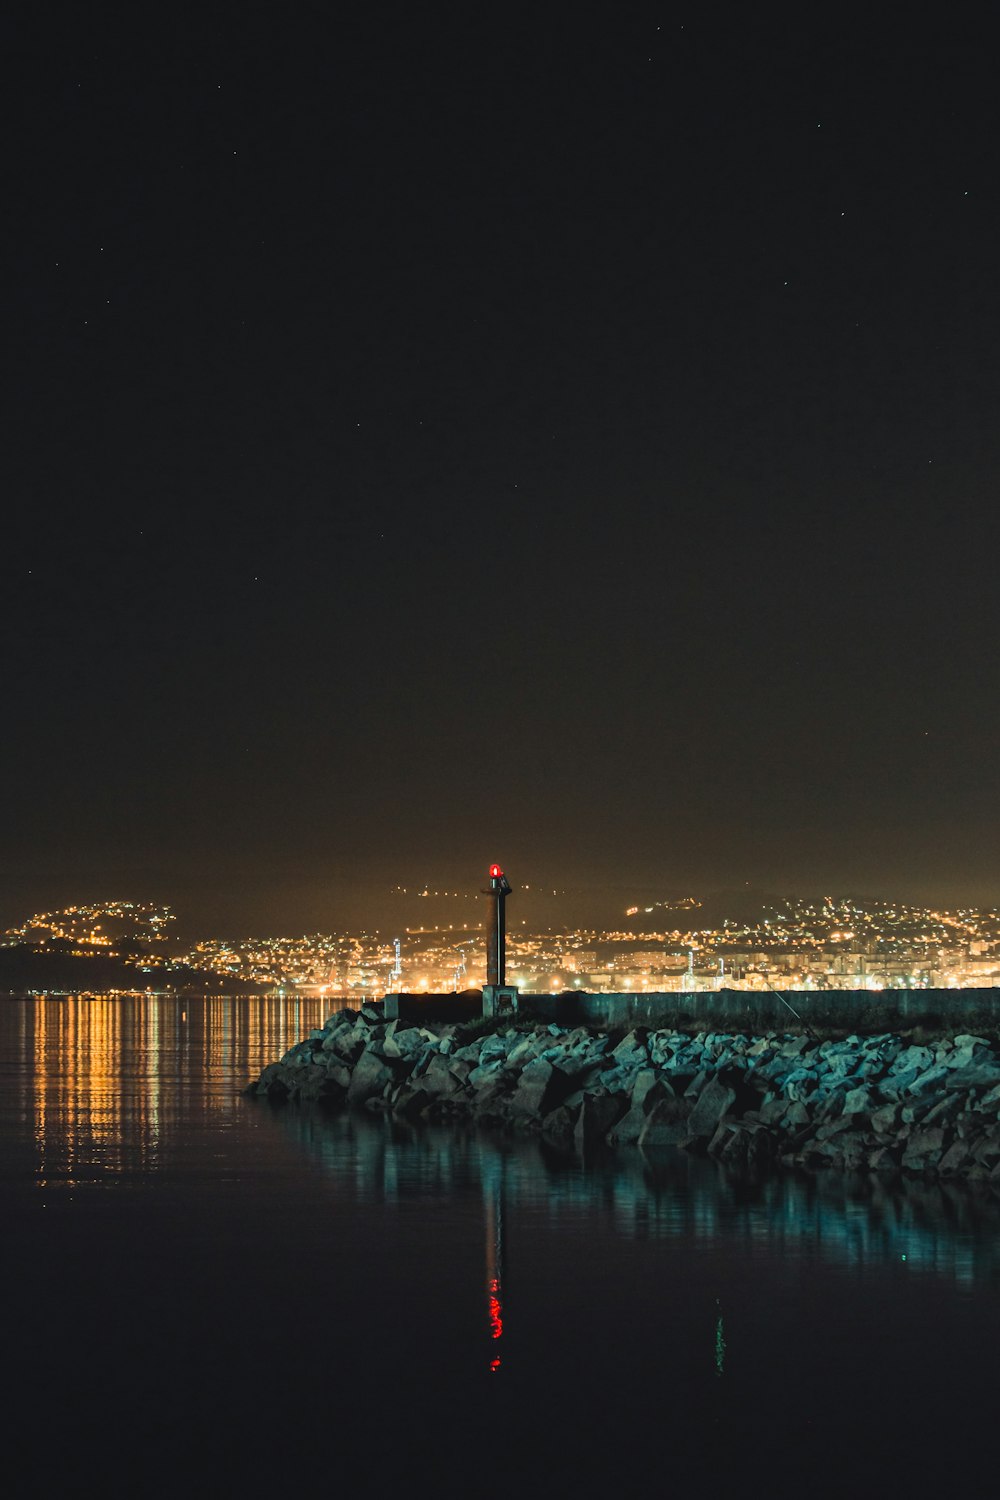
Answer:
(5, 996, 998, 1497)
(484, 1167, 504, 1373)
(280, 1109, 1000, 1292)
(4, 995, 347, 1186)
(8, 994, 1000, 1292)
(714, 1299, 726, 1377)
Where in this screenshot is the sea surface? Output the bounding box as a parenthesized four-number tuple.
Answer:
(3, 995, 1000, 1497)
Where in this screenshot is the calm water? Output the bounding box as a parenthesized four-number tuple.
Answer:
(3, 996, 1000, 1497)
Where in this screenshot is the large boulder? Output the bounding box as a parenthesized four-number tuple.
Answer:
(938, 1139, 972, 1175)
(510, 1059, 555, 1118)
(607, 1071, 666, 1144)
(391, 1084, 434, 1119)
(420, 1054, 467, 1097)
(686, 1078, 737, 1139)
(573, 1091, 627, 1147)
(710, 1122, 776, 1169)
(610, 1030, 650, 1069)
(252, 1062, 289, 1102)
(346, 1049, 395, 1107)
(468, 1057, 508, 1089)
(901, 1125, 946, 1172)
(541, 1101, 583, 1142)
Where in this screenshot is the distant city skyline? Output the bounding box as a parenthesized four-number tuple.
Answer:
(5, 888, 1000, 1000)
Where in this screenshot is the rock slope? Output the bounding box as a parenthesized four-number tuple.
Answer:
(248, 1004, 1000, 1180)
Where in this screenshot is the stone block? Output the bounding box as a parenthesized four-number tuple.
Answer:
(901, 1126, 946, 1171)
(638, 1103, 693, 1148)
(511, 1060, 554, 1117)
(573, 1091, 627, 1147)
(420, 1054, 466, 1096)
(346, 1049, 395, 1106)
(870, 1102, 901, 1134)
(938, 1139, 971, 1176)
(686, 1078, 736, 1139)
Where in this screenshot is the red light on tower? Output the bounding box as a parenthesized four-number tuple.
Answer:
(489, 864, 503, 879)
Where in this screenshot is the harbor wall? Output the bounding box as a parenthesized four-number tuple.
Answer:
(384, 987, 1000, 1035)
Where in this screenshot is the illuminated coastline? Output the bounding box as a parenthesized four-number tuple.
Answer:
(5, 893, 1000, 1000)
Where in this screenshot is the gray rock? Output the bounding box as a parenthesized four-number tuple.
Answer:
(837, 1131, 872, 1169)
(331, 1033, 367, 1065)
(871, 1102, 902, 1134)
(952, 1033, 991, 1053)
(711, 1123, 757, 1167)
(879, 1066, 921, 1097)
(683, 1068, 710, 1098)
(920, 1093, 964, 1128)
(892, 1045, 934, 1074)
(508, 1031, 553, 1067)
(901, 1126, 946, 1172)
(468, 1059, 506, 1089)
(908, 1064, 954, 1095)
(938, 1139, 972, 1175)
(540, 1103, 581, 1141)
(511, 1059, 555, 1117)
(410, 1043, 443, 1079)
(607, 1071, 666, 1144)
(971, 1131, 1000, 1167)
(638, 1100, 693, 1147)
(573, 1091, 627, 1147)
(944, 1064, 1000, 1091)
(479, 1034, 515, 1066)
(901, 1095, 942, 1125)
(391, 1084, 434, 1119)
(758, 1096, 789, 1126)
(421, 1054, 467, 1096)
(780, 1036, 813, 1057)
(347, 1049, 395, 1106)
(610, 1030, 649, 1068)
(686, 1078, 737, 1139)
(548, 1050, 607, 1082)
(782, 1100, 812, 1129)
(325, 1062, 351, 1091)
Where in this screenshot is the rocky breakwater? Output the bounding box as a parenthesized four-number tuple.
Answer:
(248, 1005, 1000, 1181)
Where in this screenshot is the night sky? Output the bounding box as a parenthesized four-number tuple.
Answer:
(5, 4, 1000, 936)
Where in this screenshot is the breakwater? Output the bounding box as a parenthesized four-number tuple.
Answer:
(248, 1003, 1000, 1182)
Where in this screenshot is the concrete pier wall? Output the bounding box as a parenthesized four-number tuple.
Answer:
(383, 987, 1000, 1034)
(519, 987, 1000, 1031)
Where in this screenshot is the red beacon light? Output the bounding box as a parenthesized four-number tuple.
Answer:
(489, 864, 503, 879)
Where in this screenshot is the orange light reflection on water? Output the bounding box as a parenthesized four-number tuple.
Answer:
(22, 994, 350, 1189)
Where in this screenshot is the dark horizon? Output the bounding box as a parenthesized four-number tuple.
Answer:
(6, 5, 999, 928)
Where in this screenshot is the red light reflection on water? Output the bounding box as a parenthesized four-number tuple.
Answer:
(488, 1278, 503, 1338)
(488, 1276, 503, 1371)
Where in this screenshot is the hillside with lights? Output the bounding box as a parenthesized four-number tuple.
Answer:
(2, 891, 1000, 999)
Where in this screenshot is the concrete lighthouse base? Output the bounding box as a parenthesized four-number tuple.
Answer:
(482, 985, 519, 1018)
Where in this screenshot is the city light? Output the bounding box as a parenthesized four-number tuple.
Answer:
(4, 892, 1000, 998)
